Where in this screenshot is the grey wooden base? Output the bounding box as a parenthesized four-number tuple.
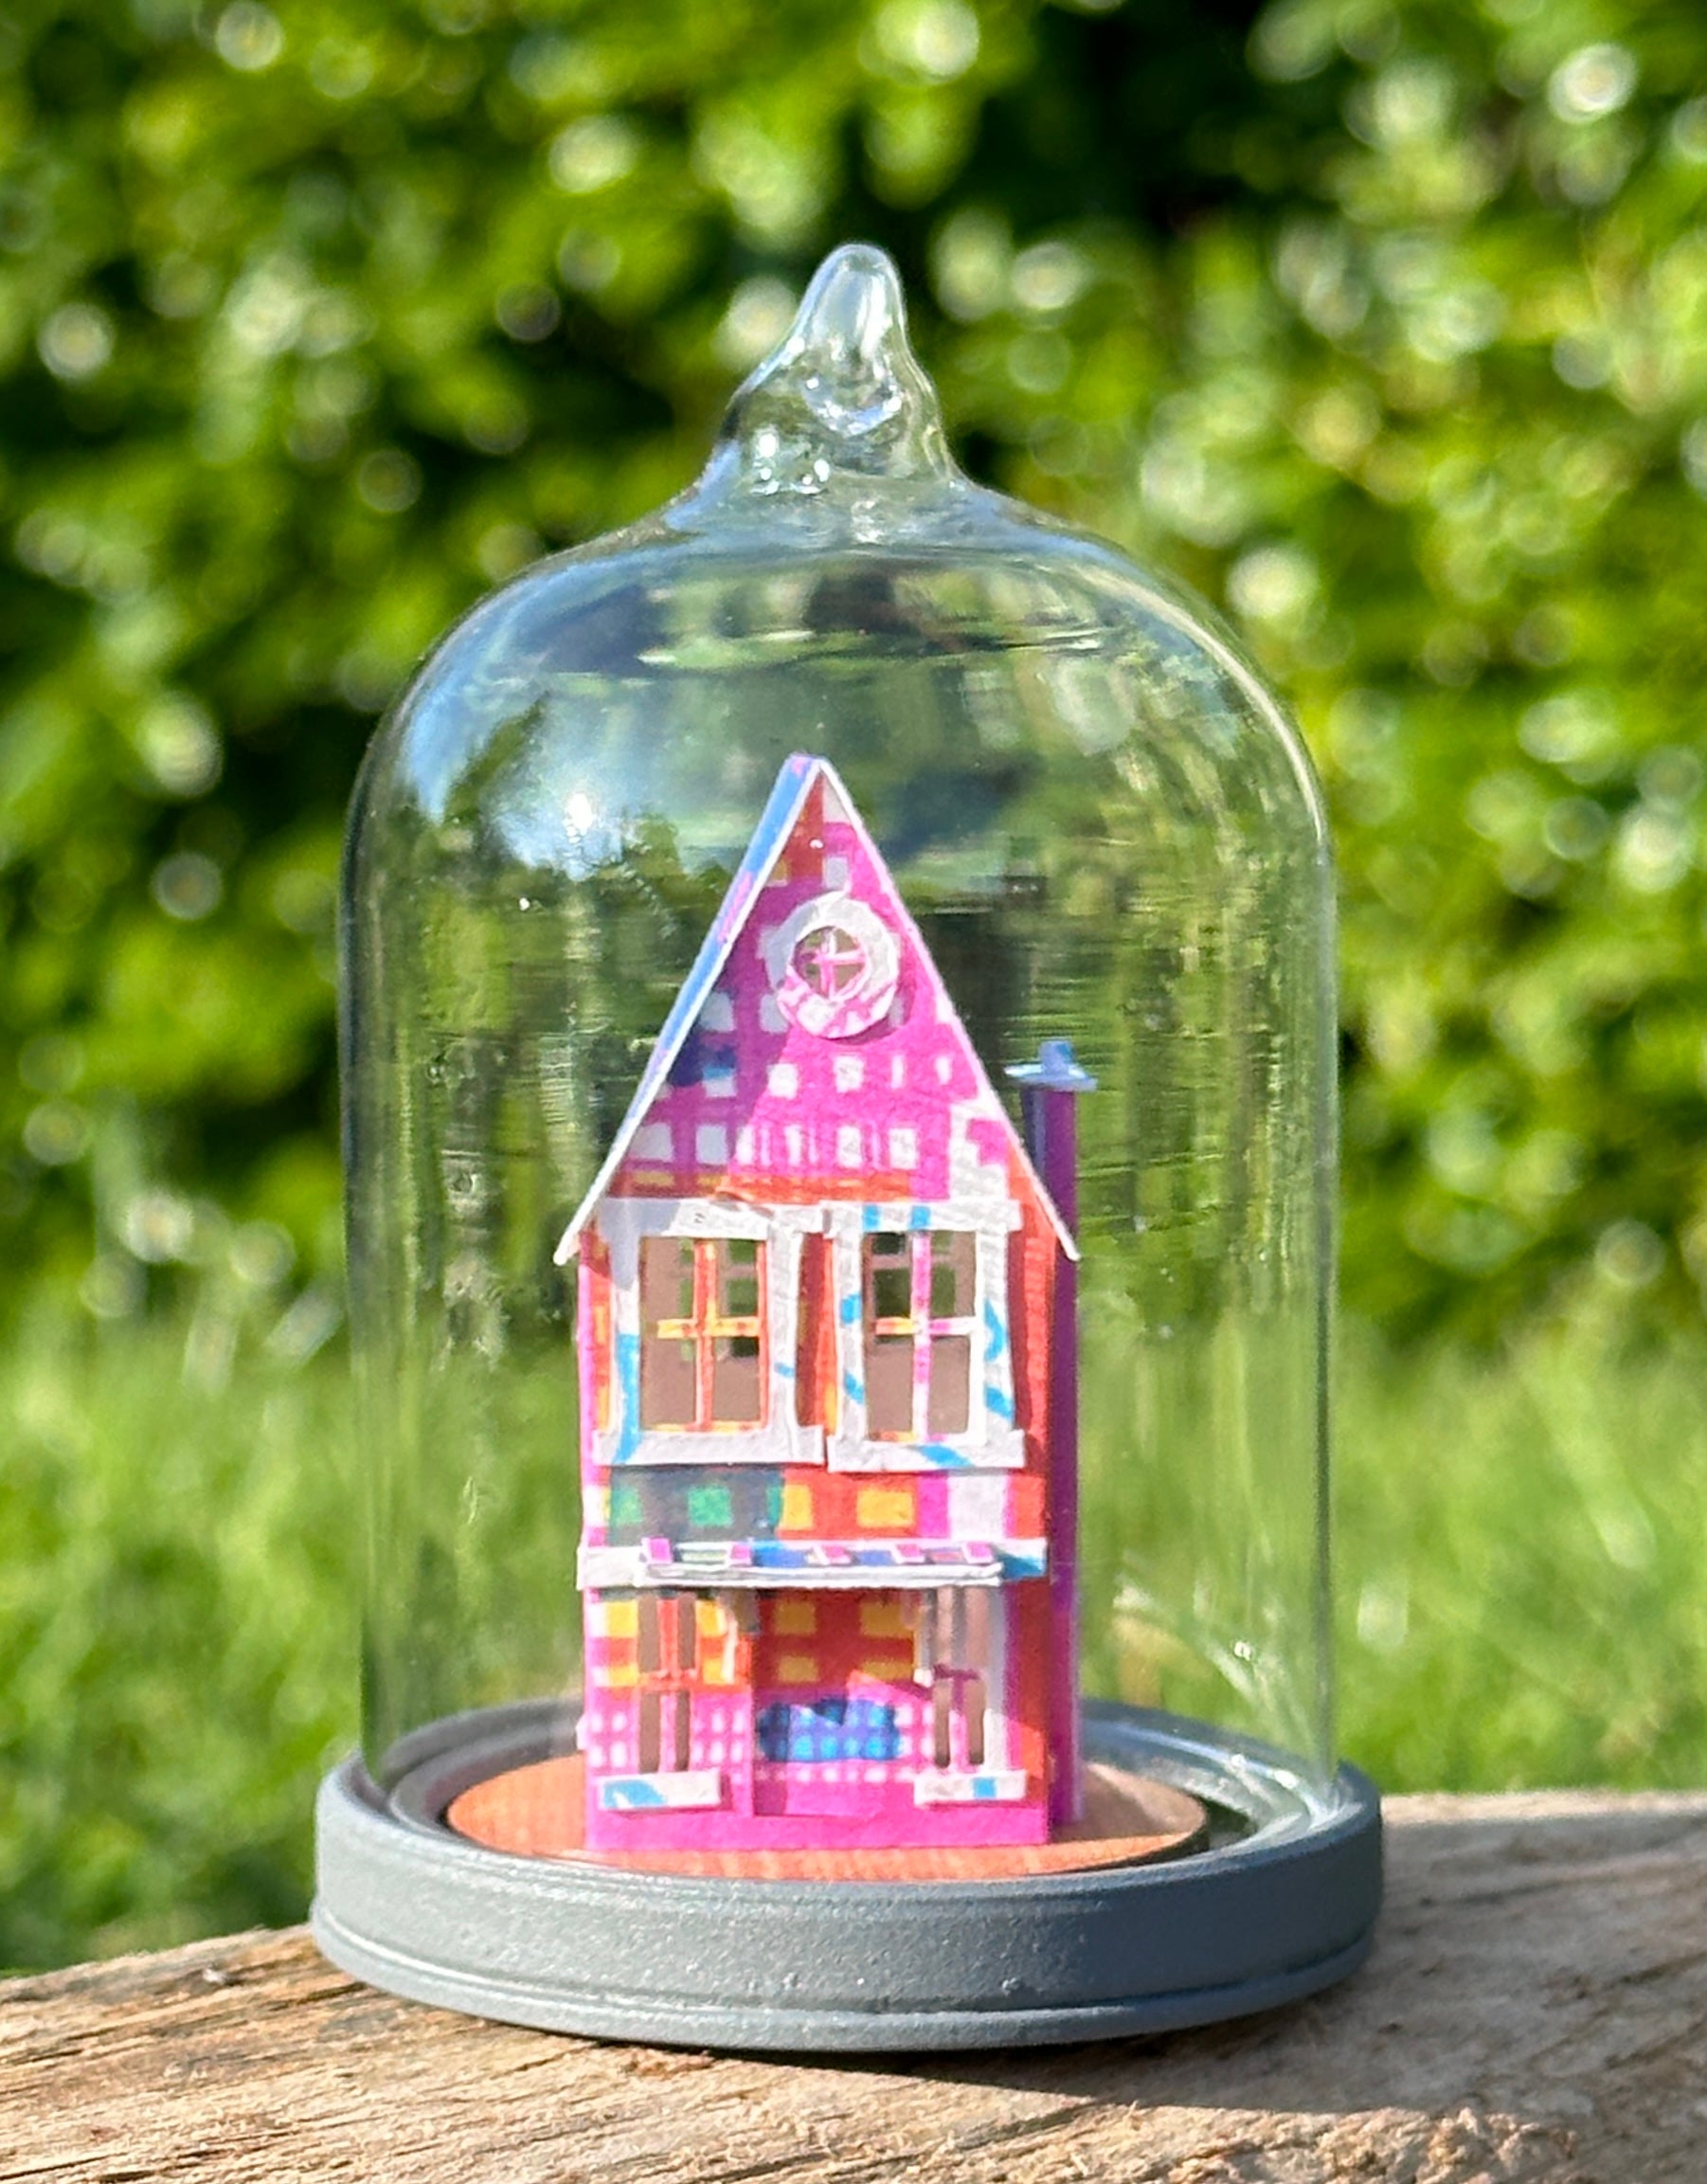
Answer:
(312, 1700, 1381, 2050)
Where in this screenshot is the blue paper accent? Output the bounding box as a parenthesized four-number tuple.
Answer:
(602, 1778, 666, 1809)
(757, 1697, 900, 1764)
(615, 1330, 642, 1463)
(640, 1536, 1049, 1578)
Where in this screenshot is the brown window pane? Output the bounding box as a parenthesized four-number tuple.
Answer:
(637, 1597, 662, 1677)
(961, 1675, 986, 1767)
(710, 1333, 764, 1424)
(639, 1332, 697, 1427)
(674, 1597, 698, 1674)
(931, 1675, 954, 1767)
(796, 922, 865, 997)
(929, 1231, 976, 1319)
(863, 1232, 912, 1324)
(963, 1587, 991, 1668)
(640, 1235, 694, 1323)
(638, 1688, 661, 1772)
(925, 1332, 971, 1435)
(720, 1236, 762, 1322)
(866, 1331, 914, 1435)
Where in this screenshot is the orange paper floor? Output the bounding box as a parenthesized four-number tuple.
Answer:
(446, 1754, 1207, 1881)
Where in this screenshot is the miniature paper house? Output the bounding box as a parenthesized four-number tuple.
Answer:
(557, 754, 1080, 1852)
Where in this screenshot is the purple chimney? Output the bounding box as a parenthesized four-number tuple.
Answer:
(1007, 1038, 1096, 1828)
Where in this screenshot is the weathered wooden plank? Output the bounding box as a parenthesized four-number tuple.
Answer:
(3, 1791, 1705, 2183)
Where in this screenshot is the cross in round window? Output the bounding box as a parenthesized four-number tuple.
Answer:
(794, 922, 868, 1000)
(766, 892, 900, 1038)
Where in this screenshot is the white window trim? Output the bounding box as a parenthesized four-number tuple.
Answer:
(595, 1199, 824, 1468)
(598, 1768, 727, 1812)
(826, 1202, 1023, 1472)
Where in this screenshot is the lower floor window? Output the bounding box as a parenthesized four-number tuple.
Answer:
(637, 1687, 692, 1773)
(930, 1669, 986, 1768)
(917, 1587, 989, 1768)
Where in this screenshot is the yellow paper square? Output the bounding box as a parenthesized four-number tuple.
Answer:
(776, 1652, 819, 1685)
(857, 1486, 915, 1529)
(859, 1598, 908, 1638)
(779, 1482, 816, 1530)
(774, 1598, 817, 1637)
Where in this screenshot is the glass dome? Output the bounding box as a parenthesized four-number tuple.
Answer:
(317, 244, 1377, 2049)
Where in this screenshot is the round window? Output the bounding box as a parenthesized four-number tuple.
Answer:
(765, 892, 900, 1038)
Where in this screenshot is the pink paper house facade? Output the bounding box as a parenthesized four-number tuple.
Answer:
(557, 755, 1077, 1852)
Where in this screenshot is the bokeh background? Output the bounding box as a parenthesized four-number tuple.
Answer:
(6, 0, 1707, 1970)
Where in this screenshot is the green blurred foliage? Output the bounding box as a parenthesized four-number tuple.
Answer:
(2, 1304, 354, 1968)
(3, 0, 1706, 1338)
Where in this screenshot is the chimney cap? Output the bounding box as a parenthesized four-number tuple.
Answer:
(1006, 1038, 1098, 1093)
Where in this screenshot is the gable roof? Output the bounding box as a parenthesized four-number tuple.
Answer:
(554, 753, 1076, 1262)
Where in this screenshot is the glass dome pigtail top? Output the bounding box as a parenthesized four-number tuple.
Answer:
(698, 244, 961, 505)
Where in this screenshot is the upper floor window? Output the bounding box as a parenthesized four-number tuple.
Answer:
(825, 1204, 1022, 1471)
(638, 1235, 766, 1431)
(594, 1200, 822, 1468)
(861, 1229, 977, 1439)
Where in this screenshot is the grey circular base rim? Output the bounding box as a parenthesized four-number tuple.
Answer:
(313, 1700, 1382, 2052)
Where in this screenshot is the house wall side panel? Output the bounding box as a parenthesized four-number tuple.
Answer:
(1009, 1582, 1051, 1798)
(579, 1233, 613, 1518)
(1009, 1184, 1056, 1480)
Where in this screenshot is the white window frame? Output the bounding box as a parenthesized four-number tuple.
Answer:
(595, 1199, 823, 1468)
(826, 1201, 1023, 1472)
